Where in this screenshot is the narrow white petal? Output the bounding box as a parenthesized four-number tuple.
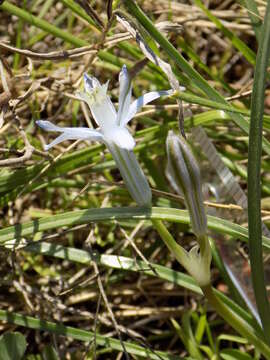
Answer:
(57, 127, 104, 141)
(122, 89, 174, 126)
(36, 120, 104, 151)
(44, 133, 73, 151)
(36, 120, 62, 132)
(77, 80, 117, 128)
(117, 65, 132, 126)
(90, 89, 117, 128)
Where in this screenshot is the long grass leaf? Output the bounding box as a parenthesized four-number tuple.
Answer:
(0, 310, 183, 360)
(247, 0, 270, 342)
(0, 207, 270, 250)
(241, 0, 262, 40)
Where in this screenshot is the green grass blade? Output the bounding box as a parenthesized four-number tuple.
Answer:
(247, 0, 270, 343)
(0, 207, 270, 250)
(0, 310, 183, 360)
(60, 0, 99, 28)
(10, 242, 270, 355)
(25, 242, 202, 294)
(176, 38, 232, 93)
(22, 243, 259, 328)
(241, 0, 262, 40)
(27, 9, 70, 47)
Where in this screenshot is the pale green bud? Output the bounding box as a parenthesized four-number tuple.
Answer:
(166, 130, 207, 238)
(166, 130, 211, 286)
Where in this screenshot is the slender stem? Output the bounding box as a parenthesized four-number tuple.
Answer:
(151, 219, 188, 266)
(202, 284, 270, 359)
(248, 0, 270, 342)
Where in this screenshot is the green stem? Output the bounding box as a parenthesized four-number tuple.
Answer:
(202, 284, 270, 359)
(151, 219, 188, 266)
(248, 0, 270, 343)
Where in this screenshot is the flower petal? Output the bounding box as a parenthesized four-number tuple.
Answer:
(83, 73, 100, 92)
(36, 120, 63, 132)
(36, 120, 104, 151)
(78, 79, 117, 128)
(122, 89, 174, 126)
(117, 65, 132, 126)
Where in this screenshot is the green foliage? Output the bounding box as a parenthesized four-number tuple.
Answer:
(41, 345, 60, 360)
(0, 332, 27, 360)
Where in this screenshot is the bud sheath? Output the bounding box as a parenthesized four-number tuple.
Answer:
(166, 130, 207, 238)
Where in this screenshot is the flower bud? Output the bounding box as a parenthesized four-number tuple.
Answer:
(166, 130, 207, 238)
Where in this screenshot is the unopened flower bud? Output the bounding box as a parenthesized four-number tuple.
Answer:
(166, 130, 207, 238)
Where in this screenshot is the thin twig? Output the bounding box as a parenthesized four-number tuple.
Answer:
(0, 42, 97, 60)
(119, 225, 159, 276)
(0, 125, 34, 167)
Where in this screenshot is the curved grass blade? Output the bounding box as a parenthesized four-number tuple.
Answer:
(60, 0, 100, 28)
(18, 243, 260, 329)
(24, 242, 202, 294)
(0, 207, 270, 250)
(0, 310, 183, 360)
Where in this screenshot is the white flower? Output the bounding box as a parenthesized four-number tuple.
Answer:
(37, 65, 173, 151)
(36, 65, 174, 206)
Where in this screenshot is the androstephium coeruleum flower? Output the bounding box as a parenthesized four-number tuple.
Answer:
(36, 65, 174, 206)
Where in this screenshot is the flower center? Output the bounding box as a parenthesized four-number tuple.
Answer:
(102, 125, 135, 150)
